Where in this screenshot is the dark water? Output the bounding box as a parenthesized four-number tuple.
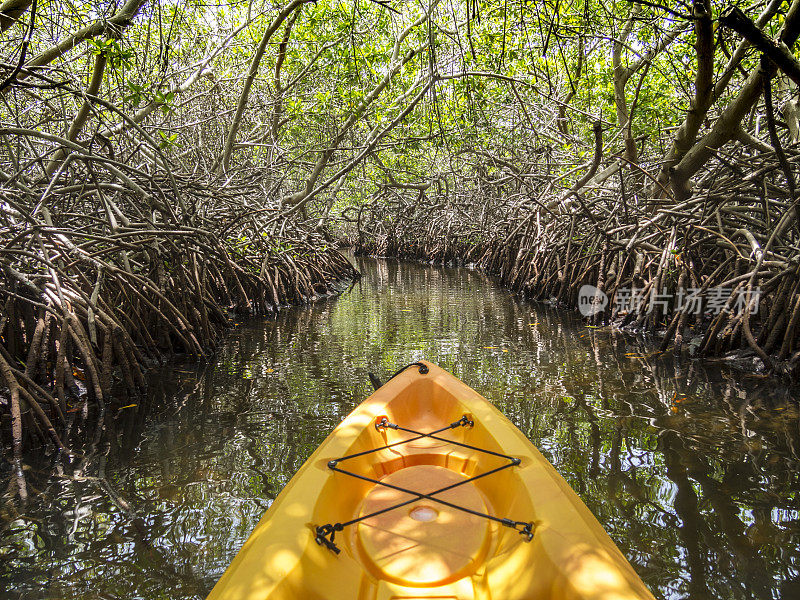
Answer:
(2, 257, 800, 599)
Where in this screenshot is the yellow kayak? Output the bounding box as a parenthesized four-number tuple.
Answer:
(207, 361, 655, 600)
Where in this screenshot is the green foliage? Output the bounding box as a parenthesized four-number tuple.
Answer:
(158, 130, 178, 149)
(6, 0, 781, 245)
(154, 90, 175, 115)
(88, 38, 134, 70)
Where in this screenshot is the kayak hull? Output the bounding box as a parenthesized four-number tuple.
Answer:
(207, 361, 655, 600)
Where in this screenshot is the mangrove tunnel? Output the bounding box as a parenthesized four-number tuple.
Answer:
(1, 0, 800, 598)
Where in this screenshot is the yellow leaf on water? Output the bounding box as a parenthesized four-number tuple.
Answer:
(626, 351, 663, 359)
(502, 349, 509, 352)
(118, 404, 137, 410)
(266, 368, 274, 373)
(483, 346, 497, 349)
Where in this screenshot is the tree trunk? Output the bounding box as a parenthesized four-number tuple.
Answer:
(654, 0, 714, 199)
(217, 0, 311, 174)
(0, 0, 32, 32)
(668, 0, 800, 199)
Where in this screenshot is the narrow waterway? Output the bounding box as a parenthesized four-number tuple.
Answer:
(2, 257, 799, 599)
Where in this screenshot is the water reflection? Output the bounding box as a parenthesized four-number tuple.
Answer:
(2, 257, 800, 599)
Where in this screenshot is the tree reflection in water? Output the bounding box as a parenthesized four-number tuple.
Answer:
(2, 257, 799, 599)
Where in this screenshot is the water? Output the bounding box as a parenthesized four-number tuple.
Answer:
(2, 257, 799, 599)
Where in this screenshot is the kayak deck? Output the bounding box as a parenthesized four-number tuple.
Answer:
(207, 361, 655, 600)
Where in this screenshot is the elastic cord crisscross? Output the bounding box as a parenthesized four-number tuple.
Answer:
(314, 415, 534, 554)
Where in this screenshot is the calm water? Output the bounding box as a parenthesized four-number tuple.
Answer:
(2, 257, 800, 599)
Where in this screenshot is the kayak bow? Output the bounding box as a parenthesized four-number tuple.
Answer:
(207, 361, 655, 600)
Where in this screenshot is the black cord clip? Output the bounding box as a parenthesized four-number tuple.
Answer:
(516, 521, 535, 541)
(375, 416, 398, 431)
(450, 414, 474, 429)
(501, 519, 535, 542)
(314, 523, 343, 554)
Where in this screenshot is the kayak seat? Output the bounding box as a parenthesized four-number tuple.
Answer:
(356, 464, 492, 587)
